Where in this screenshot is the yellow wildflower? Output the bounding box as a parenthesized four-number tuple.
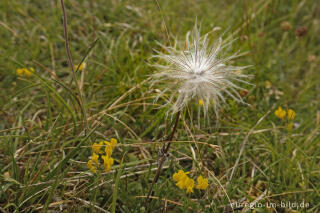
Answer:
(16, 68, 24, 76)
(274, 106, 286, 120)
(102, 155, 114, 172)
(74, 62, 86, 71)
(92, 153, 99, 164)
(199, 99, 204, 106)
(104, 142, 113, 157)
(173, 170, 193, 191)
(196, 176, 209, 190)
(287, 109, 295, 120)
(24, 68, 34, 77)
(89, 139, 117, 173)
(110, 138, 117, 148)
(173, 170, 189, 182)
(16, 67, 34, 77)
(185, 178, 195, 193)
(176, 180, 186, 189)
(92, 141, 104, 154)
(87, 160, 97, 173)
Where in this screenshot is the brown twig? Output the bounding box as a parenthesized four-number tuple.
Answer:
(146, 111, 181, 202)
(60, 0, 87, 134)
(60, 0, 74, 73)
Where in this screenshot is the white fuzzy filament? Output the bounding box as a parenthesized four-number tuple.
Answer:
(152, 23, 251, 119)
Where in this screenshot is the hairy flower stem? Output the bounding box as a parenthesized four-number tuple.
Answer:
(146, 111, 181, 202)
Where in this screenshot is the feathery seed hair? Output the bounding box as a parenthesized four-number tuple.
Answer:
(152, 22, 251, 119)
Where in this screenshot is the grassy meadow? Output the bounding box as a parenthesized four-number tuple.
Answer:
(1, 0, 320, 212)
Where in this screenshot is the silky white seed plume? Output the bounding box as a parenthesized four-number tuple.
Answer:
(151, 22, 251, 119)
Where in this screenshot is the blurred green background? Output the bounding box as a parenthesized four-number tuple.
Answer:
(0, 0, 319, 212)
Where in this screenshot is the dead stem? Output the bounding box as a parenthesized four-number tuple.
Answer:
(60, 0, 87, 135)
(146, 111, 181, 202)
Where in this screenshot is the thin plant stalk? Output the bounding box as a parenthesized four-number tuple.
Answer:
(146, 111, 181, 202)
(60, 0, 88, 135)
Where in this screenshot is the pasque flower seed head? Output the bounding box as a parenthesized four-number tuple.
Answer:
(152, 22, 251, 119)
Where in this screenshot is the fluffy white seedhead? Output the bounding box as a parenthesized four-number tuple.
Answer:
(152, 23, 251, 119)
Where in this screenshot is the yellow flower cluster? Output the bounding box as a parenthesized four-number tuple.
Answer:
(274, 106, 286, 119)
(87, 138, 117, 173)
(196, 176, 209, 190)
(287, 109, 295, 120)
(173, 170, 209, 193)
(16, 67, 34, 77)
(274, 107, 295, 120)
(274, 107, 296, 131)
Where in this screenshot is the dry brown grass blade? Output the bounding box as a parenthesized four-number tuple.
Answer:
(0, 20, 18, 37)
(136, 195, 184, 207)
